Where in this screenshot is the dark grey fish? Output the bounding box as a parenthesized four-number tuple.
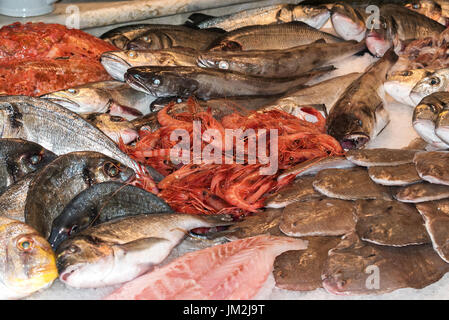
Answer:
(414, 151, 449, 185)
(345, 148, 417, 166)
(56, 213, 233, 288)
(280, 198, 357, 237)
(125, 66, 332, 99)
(416, 199, 449, 263)
(206, 22, 342, 52)
(394, 182, 449, 202)
(49, 181, 173, 249)
(368, 163, 422, 186)
(24, 151, 135, 239)
(322, 233, 449, 295)
(326, 49, 398, 150)
(0, 139, 56, 194)
(312, 167, 393, 200)
(273, 236, 341, 292)
(265, 176, 321, 209)
(354, 199, 430, 246)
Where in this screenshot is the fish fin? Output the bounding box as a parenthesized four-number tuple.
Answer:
(116, 237, 171, 253)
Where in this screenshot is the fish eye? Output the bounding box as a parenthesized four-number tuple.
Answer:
(413, 3, 420, 9)
(127, 50, 137, 58)
(29, 153, 42, 165)
(103, 162, 120, 177)
(67, 88, 78, 95)
(429, 77, 440, 86)
(152, 78, 161, 86)
(68, 245, 78, 253)
(218, 61, 229, 70)
(401, 71, 412, 76)
(110, 116, 124, 122)
(143, 36, 149, 42)
(68, 225, 79, 236)
(17, 237, 33, 252)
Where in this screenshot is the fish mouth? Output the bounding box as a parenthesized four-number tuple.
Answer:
(366, 31, 391, 57)
(101, 52, 131, 82)
(40, 95, 80, 111)
(307, 10, 331, 29)
(124, 72, 155, 96)
(340, 133, 370, 150)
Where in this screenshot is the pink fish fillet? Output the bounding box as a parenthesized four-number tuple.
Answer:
(104, 235, 308, 300)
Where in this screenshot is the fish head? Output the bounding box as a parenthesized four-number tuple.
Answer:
(384, 69, 434, 106)
(327, 103, 377, 150)
(125, 67, 199, 97)
(88, 156, 135, 185)
(83, 113, 139, 144)
(410, 70, 449, 105)
(56, 236, 114, 288)
(197, 53, 234, 71)
(41, 87, 111, 114)
(104, 35, 130, 50)
(100, 51, 132, 82)
(291, 5, 331, 29)
(3, 226, 57, 298)
(126, 31, 170, 51)
(330, 3, 366, 42)
(366, 29, 392, 57)
(5, 141, 57, 182)
(405, 0, 442, 23)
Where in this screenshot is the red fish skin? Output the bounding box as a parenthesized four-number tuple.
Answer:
(104, 235, 308, 300)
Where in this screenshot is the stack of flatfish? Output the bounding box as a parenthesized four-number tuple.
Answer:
(226, 148, 449, 295)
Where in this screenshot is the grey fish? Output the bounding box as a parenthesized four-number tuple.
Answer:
(410, 68, 449, 106)
(189, 4, 331, 31)
(366, 4, 445, 57)
(322, 232, 449, 295)
(278, 156, 356, 180)
(0, 172, 36, 222)
(49, 181, 172, 249)
(312, 167, 393, 200)
(225, 208, 283, 240)
(56, 213, 233, 288)
(0, 216, 57, 299)
(330, 2, 367, 41)
(41, 81, 155, 120)
(265, 176, 322, 209)
(279, 198, 357, 237)
(414, 151, 449, 185)
(126, 27, 221, 51)
(416, 200, 449, 263)
(0, 96, 157, 177)
(406, 0, 449, 25)
(267, 72, 362, 115)
(326, 49, 398, 150)
(412, 92, 449, 149)
(368, 163, 422, 186)
(345, 148, 417, 166)
(82, 113, 138, 145)
(0, 139, 56, 194)
(100, 47, 199, 82)
(273, 236, 341, 292)
(125, 66, 332, 99)
(197, 40, 365, 78)
(207, 22, 342, 52)
(354, 199, 430, 246)
(24, 151, 135, 239)
(394, 182, 449, 202)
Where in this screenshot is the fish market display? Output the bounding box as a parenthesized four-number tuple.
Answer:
(0, 216, 57, 299)
(326, 49, 398, 150)
(24, 151, 135, 239)
(0, 139, 56, 194)
(105, 235, 308, 300)
(49, 181, 172, 249)
(188, 4, 331, 31)
(0, 23, 117, 96)
(56, 213, 233, 288)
